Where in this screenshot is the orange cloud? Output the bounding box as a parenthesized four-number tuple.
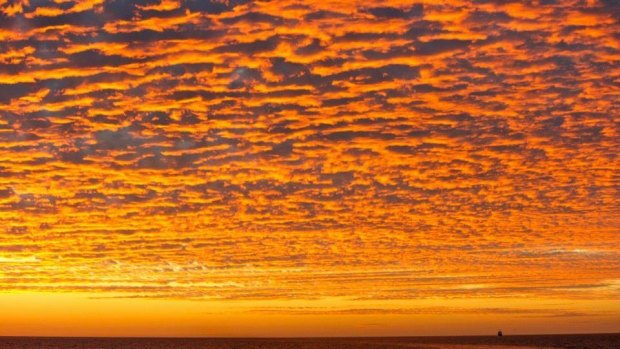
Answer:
(0, 0, 618, 337)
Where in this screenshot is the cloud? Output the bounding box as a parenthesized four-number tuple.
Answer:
(0, 0, 617, 313)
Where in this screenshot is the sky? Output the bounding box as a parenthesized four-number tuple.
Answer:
(0, 0, 619, 338)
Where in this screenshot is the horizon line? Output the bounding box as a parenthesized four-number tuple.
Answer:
(1, 332, 619, 340)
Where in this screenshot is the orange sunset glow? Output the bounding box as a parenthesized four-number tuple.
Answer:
(0, 0, 619, 338)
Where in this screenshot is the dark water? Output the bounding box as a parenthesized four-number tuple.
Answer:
(0, 334, 618, 349)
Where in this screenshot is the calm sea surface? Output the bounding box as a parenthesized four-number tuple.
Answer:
(0, 334, 617, 349)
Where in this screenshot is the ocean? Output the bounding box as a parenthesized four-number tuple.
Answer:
(0, 334, 618, 349)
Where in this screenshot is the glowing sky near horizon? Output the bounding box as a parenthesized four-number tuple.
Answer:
(0, 0, 619, 337)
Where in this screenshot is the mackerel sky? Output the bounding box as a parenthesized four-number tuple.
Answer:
(0, 0, 618, 336)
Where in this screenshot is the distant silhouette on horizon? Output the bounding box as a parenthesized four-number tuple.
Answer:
(498, 330, 503, 337)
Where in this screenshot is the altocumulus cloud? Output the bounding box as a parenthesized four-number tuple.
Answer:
(0, 0, 618, 307)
